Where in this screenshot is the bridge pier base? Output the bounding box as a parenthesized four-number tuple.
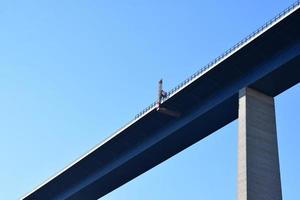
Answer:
(237, 88, 282, 200)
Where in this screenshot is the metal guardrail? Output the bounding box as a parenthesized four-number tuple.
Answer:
(116, 0, 300, 134)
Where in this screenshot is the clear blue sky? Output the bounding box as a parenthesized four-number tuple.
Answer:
(0, 0, 299, 199)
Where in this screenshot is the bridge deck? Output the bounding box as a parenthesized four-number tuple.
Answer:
(23, 2, 300, 200)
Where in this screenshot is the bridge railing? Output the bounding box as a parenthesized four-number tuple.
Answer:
(115, 0, 300, 135)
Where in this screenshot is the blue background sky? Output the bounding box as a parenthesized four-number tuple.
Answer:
(0, 0, 299, 199)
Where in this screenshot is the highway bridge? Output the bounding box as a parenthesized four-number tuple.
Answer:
(22, 1, 300, 200)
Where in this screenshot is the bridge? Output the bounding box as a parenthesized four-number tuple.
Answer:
(22, 1, 300, 200)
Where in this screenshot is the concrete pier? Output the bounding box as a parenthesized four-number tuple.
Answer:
(237, 88, 282, 200)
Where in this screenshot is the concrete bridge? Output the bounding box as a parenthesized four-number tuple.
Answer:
(22, 1, 300, 199)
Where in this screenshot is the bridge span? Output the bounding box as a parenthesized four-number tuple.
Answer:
(22, 1, 300, 200)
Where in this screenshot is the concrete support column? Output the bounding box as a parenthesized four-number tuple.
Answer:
(237, 88, 282, 200)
